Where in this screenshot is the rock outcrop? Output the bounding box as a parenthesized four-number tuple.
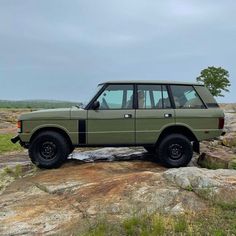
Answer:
(1, 105, 236, 235)
(198, 108, 236, 169)
(164, 167, 236, 203)
(1, 158, 236, 235)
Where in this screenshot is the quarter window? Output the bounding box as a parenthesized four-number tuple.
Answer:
(137, 85, 171, 109)
(170, 85, 205, 109)
(96, 84, 134, 110)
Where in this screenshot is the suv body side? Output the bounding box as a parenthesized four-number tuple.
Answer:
(17, 82, 224, 148)
(13, 81, 224, 169)
(72, 82, 223, 147)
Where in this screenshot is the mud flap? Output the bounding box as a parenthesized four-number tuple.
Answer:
(193, 141, 200, 154)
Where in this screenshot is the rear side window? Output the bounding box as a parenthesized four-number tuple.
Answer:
(194, 86, 219, 108)
(137, 85, 171, 109)
(170, 85, 205, 109)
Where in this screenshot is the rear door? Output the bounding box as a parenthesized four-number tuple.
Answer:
(135, 84, 175, 144)
(170, 85, 219, 140)
(87, 84, 135, 145)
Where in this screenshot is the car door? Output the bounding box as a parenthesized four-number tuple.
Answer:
(170, 85, 217, 138)
(135, 84, 175, 144)
(87, 84, 135, 145)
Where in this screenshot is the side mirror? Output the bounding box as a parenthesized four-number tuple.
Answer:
(92, 101, 100, 110)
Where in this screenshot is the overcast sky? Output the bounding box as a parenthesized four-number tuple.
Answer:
(0, 0, 235, 103)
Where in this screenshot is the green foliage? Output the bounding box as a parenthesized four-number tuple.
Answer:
(123, 216, 142, 235)
(196, 66, 231, 97)
(65, 206, 236, 236)
(122, 215, 164, 236)
(82, 220, 120, 236)
(185, 185, 194, 191)
(0, 100, 80, 109)
(87, 223, 106, 236)
(216, 200, 236, 210)
(150, 214, 165, 235)
(0, 134, 23, 154)
(212, 229, 226, 236)
(174, 216, 188, 233)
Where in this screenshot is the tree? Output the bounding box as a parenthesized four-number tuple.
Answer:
(196, 66, 231, 97)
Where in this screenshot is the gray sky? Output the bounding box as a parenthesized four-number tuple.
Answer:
(0, 0, 235, 103)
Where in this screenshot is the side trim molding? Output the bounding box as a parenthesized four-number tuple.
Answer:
(78, 120, 86, 144)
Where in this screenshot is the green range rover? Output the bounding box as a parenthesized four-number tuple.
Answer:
(11, 81, 225, 169)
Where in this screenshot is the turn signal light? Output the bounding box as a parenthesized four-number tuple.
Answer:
(17, 120, 22, 133)
(218, 117, 225, 129)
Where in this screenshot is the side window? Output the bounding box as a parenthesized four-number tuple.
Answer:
(97, 84, 133, 110)
(170, 85, 205, 109)
(194, 86, 219, 108)
(137, 85, 171, 109)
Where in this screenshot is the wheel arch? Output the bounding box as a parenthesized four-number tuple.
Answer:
(156, 125, 198, 147)
(30, 127, 73, 151)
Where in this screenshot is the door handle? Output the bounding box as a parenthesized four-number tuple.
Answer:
(164, 113, 172, 118)
(124, 114, 132, 118)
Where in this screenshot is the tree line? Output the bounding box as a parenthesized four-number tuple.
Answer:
(0, 100, 79, 109)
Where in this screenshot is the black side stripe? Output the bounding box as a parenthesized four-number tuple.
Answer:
(78, 120, 86, 144)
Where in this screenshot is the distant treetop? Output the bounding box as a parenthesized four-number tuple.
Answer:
(196, 66, 231, 97)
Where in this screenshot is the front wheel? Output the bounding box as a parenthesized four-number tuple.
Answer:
(157, 134, 193, 168)
(29, 131, 70, 169)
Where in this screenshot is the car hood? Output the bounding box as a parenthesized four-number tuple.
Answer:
(19, 108, 73, 120)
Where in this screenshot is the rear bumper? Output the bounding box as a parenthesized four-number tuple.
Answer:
(11, 135, 20, 144)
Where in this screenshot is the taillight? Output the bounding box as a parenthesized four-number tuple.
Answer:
(218, 117, 225, 129)
(17, 120, 22, 133)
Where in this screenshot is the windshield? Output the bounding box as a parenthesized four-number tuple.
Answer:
(81, 84, 103, 108)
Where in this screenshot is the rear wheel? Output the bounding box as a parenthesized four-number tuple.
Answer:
(29, 131, 70, 169)
(157, 134, 193, 168)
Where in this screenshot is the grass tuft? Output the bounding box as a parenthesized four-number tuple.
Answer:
(77, 208, 236, 236)
(174, 216, 188, 233)
(0, 134, 23, 154)
(2, 164, 23, 178)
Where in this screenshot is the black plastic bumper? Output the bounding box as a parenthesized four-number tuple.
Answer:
(11, 135, 20, 144)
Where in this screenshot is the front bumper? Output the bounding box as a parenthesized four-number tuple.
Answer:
(11, 135, 20, 144)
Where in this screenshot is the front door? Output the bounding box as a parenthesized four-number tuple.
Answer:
(87, 84, 135, 145)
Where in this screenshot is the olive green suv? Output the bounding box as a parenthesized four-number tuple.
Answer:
(11, 81, 224, 169)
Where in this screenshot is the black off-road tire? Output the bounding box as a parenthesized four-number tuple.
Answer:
(29, 131, 70, 169)
(157, 134, 193, 168)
